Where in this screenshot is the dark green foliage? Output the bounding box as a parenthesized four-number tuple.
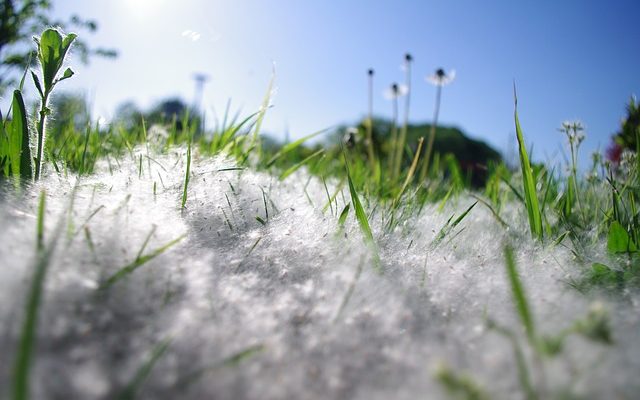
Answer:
(612, 96, 640, 153)
(335, 118, 501, 186)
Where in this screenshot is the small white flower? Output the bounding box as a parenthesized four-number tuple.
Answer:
(559, 120, 586, 146)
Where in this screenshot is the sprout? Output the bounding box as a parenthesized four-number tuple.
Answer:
(426, 68, 456, 87)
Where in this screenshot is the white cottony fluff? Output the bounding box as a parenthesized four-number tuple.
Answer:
(1, 147, 639, 399)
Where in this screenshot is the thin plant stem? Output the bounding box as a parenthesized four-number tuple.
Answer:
(365, 69, 376, 171)
(421, 84, 442, 181)
(395, 57, 412, 181)
(388, 94, 399, 174)
(34, 92, 50, 180)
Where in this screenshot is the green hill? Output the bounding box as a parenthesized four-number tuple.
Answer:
(335, 118, 502, 186)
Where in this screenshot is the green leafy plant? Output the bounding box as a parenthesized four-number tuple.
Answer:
(31, 28, 77, 179)
(0, 0, 116, 95)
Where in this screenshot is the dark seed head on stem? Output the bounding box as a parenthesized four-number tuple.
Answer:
(368, 68, 374, 76)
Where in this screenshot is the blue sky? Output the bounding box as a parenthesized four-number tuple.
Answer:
(46, 0, 640, 164)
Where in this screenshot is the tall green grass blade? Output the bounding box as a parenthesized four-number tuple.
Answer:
(513, 87, 543, 240)
(504, 244, 536, 343)
(344, 151, 380, 271)
(346, 160, 374, 243)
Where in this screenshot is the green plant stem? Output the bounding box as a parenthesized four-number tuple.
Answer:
(388, 96, 398, 175)
(34, 92, 50, 180)
(366, 73, 376, 171)
(394, 62, 411, 181)
(420, 84, 441, 181)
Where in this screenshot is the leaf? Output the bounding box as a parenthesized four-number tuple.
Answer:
(37, 29, 76, 92)
(607, 221, 637, 253)
(338, 203, 350, 226)
(38, 28, 64, 91)
(31, 71, 44, 98)
(10, 90, 32, 179)
(58, 67, 74, 82)
(513, 85, 543, 240)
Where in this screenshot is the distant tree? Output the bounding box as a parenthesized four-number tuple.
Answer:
(113, 97, 203, 136)
(614, 97, 640, 151)
(0, 0, 117, 94)
(113, 100, 143, 131)
(48, 91, 89, 139)
(146, 97, 202, 135)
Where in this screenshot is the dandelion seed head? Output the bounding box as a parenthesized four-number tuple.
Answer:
(384, 83, 408, 100)
(426, 68, 456, 86)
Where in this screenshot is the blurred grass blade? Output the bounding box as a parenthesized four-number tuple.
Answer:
(393, 137, 423, 207)
(279, 149, 323, 180)
(181, 141, 192, 209)
(174, 344, 265, 390)
(513, 86, 543, 240)
(118, 339, 171, 400)
(504, 244, 536, 343)
(248, 65, 275, 154)
(338, 203, 350, 227)
(99, 234, 186, 290)
(12, 192, 50, 400)
(266, 128, 327, 167)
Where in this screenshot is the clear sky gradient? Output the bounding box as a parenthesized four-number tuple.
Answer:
(48, 0, 640, 164)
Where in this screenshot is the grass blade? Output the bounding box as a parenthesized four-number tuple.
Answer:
(99, 234, 185, 290)
(344, 150, 381, 271)
(181, 141, 192, 209)
(266, 128, 327, 167)
(12, 192, 49, 400)
(504, 244, 536, 343)
(118, 339, 171, 400)
(513, 85, 543, 240)
(279, 149, 324, 180)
